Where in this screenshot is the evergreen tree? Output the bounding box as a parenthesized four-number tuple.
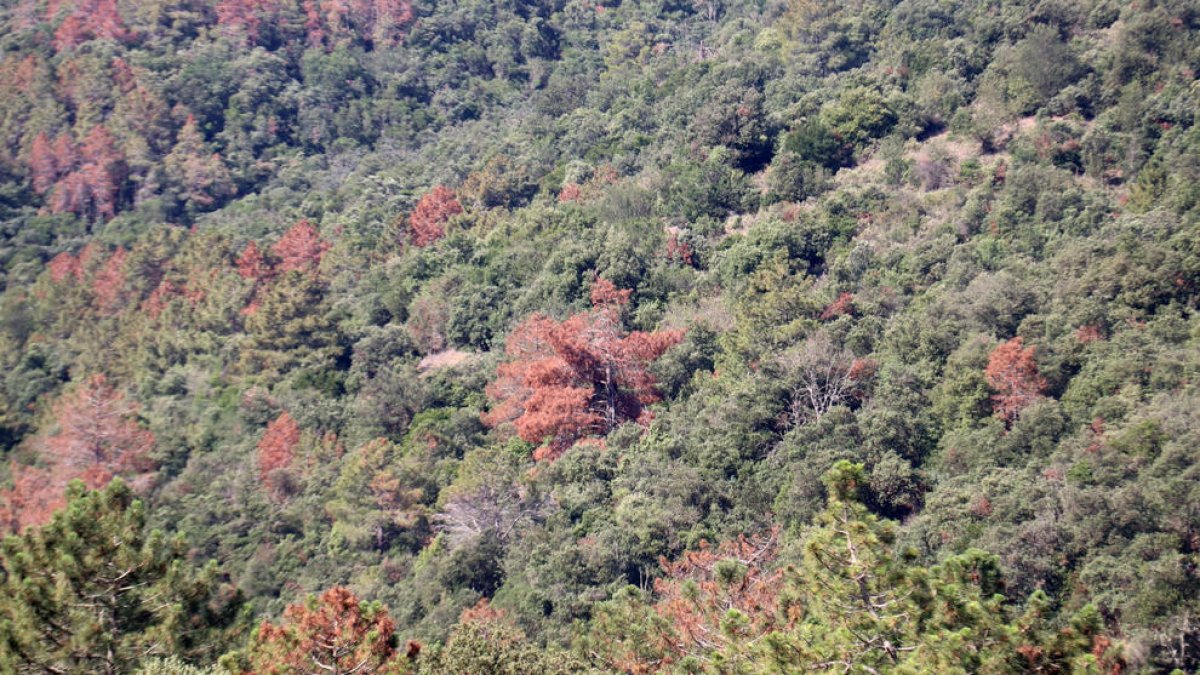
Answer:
(0, 479, 242, 674)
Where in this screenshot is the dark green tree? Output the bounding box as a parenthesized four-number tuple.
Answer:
(0, 479, 242, 674)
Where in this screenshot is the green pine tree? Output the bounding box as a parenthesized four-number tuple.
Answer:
(0, 479, 243, 675)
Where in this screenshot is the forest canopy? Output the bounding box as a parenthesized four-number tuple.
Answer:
(0, 0, 1198, 672)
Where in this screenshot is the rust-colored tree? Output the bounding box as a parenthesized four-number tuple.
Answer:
(216, 0, 282, 42)
(585, 529, 787, 674)
(304, 0, 415, 48)
(985, 337, 1047, 424)
(663, 230, 694, 266)
(484, 278, 683, 461)
(42, 374, 154, 485)
(0, 374, 154, 533)
(258, 411, 300, 500)
(79, 125, 125, 220)
(407, 185, 462, 247)
(29, 131, 58, 195)
(272, 219, 329, 274)
(47, 250, 82, 283)
(236, 240, 271, 280)
(558, 182, 582, 202)
(819, 291, 855, 320)
(91, 246, 128, 312)
(653, 529, 787, 665)
(244, 586, 403, 675)
(46, 125, 126, 220)
(0, 464, 57, 534)
(49, 0, 130, 52)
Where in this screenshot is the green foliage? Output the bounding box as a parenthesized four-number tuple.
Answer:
(0, 480, 242, 674)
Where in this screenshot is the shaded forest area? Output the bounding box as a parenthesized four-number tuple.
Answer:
(0, 0, 1198, 672)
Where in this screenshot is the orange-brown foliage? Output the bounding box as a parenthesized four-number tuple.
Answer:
(819, 291, 856, 320)
(485, 279, 683, 460)
(29, 131, 58, 195)
(216, 0, 282, 42)
(237, 241, 271, 280)
(91, 246, 128, 312)
(45, 125, 126, 220)
(47, 251, 82, 283)
(605, 529, 785, 673)
(251, 587, 400, 675)
(303, 0, 415, 48)
(272, 219, 329, 274)
(408, 186, 463, 247)
(985, 337, 1048, 424)
(49, 0, 130, 52)
(558, 182, 582, 202)
(664, 231, 694, 266)
(258, 412, 300, 500)
(0, 374, 155, 533)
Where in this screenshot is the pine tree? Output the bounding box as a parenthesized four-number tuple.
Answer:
(239, 270, 337, 375)
(257, 411, 300, 501)
(164, 114, 234, 216)
(407, 186, 462, 247)
(235, 586, 407, 675)
(0, 479, 242, 674)
(985, 337, 1048, 424)
(754, 461, 1120, 674)
(29, 131, 58, 194)
(0, 374, 154, 533)
(272, 220, 329, 274)
(484, 278, 683, 460)
(419, 601, 582, 675)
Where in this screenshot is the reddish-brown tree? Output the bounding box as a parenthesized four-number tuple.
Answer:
(49, 0, 130, 52)
(664, 231, 694, 266)
(141, 279, 177, 318)
(47, 125, 125, 220)
(165, 114, 234, 210)
(272, 219, 329, 274)
(0, 374, 155, 532)
(589, 530, 786, 673)
(1074, 324, 1104, 344)
(408, 186, 462, 247)
(484, 279, 683, 460)
(258, 412, 300, 499)
(29, 131, 58, 195)
(653, 529, 786, 664)
(216, 0, 281, 42)
(985, 337, 1048, 424)
(246, 586, 402, 675)
(819, 291, 856, 320)
(303, 0, 415, 47)
(91, 246, 128, 312)
(78, 125, 125, 219)
(50, 131, 79, 169)
(236, 241, 271, 280)
(0, 464, 57, 534)
(43, 374, 154, 483)
(558, 182, 582, 202)
(47, 251, 81, 283)
(47, 133, 84, 215)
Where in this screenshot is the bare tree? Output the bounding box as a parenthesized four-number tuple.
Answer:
(776, 332, 866, 426)
(434, 479, 551, 548)
(693, 0, 722, 22)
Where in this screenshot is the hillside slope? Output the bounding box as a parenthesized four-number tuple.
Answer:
(0, 0, 1198, 672)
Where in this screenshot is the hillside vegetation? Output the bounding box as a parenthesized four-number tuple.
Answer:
(0, 0, 1198, 672)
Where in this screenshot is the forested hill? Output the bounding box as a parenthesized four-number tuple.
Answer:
(0, 0, 1198, 672)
